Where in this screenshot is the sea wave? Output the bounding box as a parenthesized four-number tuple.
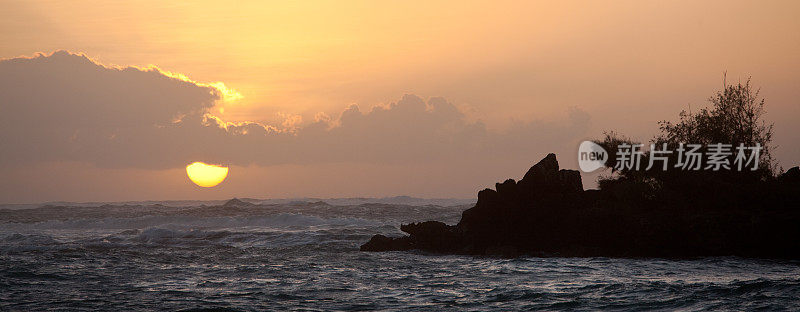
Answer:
(0, 213, 383, 232)
(3, 202, 799, 311)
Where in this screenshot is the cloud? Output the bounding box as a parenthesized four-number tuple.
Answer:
(0, 51, 590, 171)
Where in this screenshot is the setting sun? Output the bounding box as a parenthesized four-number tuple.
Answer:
(186, 162, 229, 187)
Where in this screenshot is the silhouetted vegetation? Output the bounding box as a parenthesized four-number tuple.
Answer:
(657, 78, 775, 173)
(597, 78, 777, 197)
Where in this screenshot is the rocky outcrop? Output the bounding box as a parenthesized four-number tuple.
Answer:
(360, 153, 800, 258)
(361, 153, 589, 255)
(779, 166, 800, 183)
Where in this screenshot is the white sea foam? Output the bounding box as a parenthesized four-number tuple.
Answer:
(0, 213, 382, 232)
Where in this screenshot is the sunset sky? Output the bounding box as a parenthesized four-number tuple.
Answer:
(1, 0, 799, 203)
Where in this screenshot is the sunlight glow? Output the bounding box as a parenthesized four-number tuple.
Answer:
(186, 162, 229, 187)
(156, 68, 243, 102)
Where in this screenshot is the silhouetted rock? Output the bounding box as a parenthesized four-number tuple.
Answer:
(516, 153, 583, 195)
(779, 167, 800, 183)
(495, 179, 516, 197)
(521, 153, 559, 185)
(361, 153, 800, 259)
(558, 170, 583, 193)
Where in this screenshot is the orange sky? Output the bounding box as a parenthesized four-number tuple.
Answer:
(1, 0, 799, 203)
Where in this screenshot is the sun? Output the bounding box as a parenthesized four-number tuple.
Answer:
(186, 162, 229, 187)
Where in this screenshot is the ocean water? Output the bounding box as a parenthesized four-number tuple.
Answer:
(1, 199, 799, 311)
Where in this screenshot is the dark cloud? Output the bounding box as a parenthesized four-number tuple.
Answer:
(0, 51, 590, 170)
(0, 51, 219, 168)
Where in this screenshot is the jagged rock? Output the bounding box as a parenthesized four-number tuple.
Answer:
(363, 153, 583, 255)
(558, 169, 583, 193)
(401, 221, 462, 252)
(360, 222, 461, 252)
(495, 179, 517, 197)
(360, 153, 800, 258)
(400, 221, 449, 236)
(779, 167, 800, 183)
(521, 153, 559, 186)
(474, 188, 500, 208)
(517, 153, 583, 194)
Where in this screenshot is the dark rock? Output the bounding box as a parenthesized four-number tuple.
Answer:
(517, 153, 583, 195)
(495, 179, 517, 197)
(361, 222, 460, 252)
(521, 153, 559, 185)
(558, 169, 583, 193)
(400, 221, 449, 236)
(779, 167, 800, 183)
(476, 188, 500, 205)
(485, 245, 520, 258)
(360, 153, 800, 258)
(401, 221, 462, 252)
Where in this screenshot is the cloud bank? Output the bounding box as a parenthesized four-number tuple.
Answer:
(0, 51, 589, 171)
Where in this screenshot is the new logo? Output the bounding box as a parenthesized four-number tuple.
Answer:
(578, 141, 608, 172)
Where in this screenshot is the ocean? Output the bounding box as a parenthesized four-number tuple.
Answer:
(1, 198, 799, 311)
